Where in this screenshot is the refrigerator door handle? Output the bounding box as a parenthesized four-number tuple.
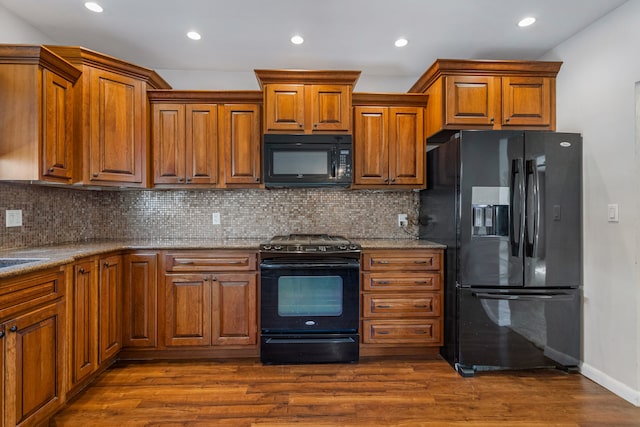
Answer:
(524, 159, 541, 258)
(510, 158, 524, 256)
(472, 291, 575, 301)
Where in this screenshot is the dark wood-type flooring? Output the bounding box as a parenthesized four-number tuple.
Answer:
(51, 358, 640, 426)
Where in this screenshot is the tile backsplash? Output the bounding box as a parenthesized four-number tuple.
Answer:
(0, 182, 419, 250)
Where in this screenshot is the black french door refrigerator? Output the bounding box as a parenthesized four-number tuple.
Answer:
(419, 130, 582, 376)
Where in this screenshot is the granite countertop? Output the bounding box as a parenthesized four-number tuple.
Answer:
(0, 238, 445, 279)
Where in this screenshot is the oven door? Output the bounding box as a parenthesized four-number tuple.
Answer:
(260, 258, 360, 333)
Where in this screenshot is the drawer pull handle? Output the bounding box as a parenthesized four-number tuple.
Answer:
(176, 261, 194, 265)
(414, 281, 428, 285)
(414, 260, 429, 264)
(376, 281, 391, 285)
(9, 326, 18, 333)
(414, 304, 428, 308)
(415, 330, 427, 335)
(377, 305, 392, 309)
(374, 260, 390, 264)
(377, 331, 390, 335)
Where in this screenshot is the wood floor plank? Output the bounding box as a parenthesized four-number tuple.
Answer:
(50, 359, 640, 426)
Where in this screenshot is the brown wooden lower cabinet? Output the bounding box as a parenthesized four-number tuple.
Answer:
(122, 253, 158, 349)
(360, 248, 444, 357)
(0, 268, 65, 427)
(162, 252, 258, 352)
(69, 254, 123, 394)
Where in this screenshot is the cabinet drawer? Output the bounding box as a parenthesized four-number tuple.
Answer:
(0, 268, 65, 320)
(362, 251, 441, 271)
(165, 253, 257, 272)
(362, 319, 441, 344)
(362, 272, 441, 291)
(363, 293, 440, 318)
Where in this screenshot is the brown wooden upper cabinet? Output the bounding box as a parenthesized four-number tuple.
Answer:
(47, 46, 171, 187)
(255, 69, 360, 134)
(409, 59, 562, 141)
(148, 91, 262, 188)
(0, 45, 81, 184)
(352, 93, 427, 189)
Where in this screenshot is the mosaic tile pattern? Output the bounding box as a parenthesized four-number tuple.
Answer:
(0, 183, 419, 250)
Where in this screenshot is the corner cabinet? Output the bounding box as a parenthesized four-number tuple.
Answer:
(47, 46, 171, 188)
(255, 69, 360, 134)
(352, 93, 427, 189)
(0, 45, 81, 184)
(409, 59, 561, 141)
(148, 91, 262, 188)
(360, 249, 444, 357)
(0, 267, 66, 427)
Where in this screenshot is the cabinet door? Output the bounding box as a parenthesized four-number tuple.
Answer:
(502, 76, 552, 127)
(71, 260, 98, 386)
(99, 255, 122, 363)
(0, 324, 5, 427)
(220, 104, 261, 185)
(186, 104, 218, 184)
(152, 104, 186, 184)
(310, 85, 351, 132)
(354, 106, 388, 185)
(89, 68, 145, 184)
(212, 273, 257, 346)
(445, 75, 499, 127)
(7, 302, 64, 427)
(388, 107, 424, 186)
(123, 253, 157, 348)
(164, 274, 211, 347)
(42, 68, 74, 181)
(264, 84, 305, 132)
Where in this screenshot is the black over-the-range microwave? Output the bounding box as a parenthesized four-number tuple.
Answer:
(263, 134, 353, 188)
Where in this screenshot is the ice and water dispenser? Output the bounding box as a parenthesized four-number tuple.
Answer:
(471, 187, 509, 237)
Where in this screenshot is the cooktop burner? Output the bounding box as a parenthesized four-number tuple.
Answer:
(260, 234, 361, 255)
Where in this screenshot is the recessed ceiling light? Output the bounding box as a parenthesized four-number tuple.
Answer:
(187, 31, 202, 41)
(518, 17, 536, 27)
(291, 35, 304, 45)
(394, 38, 409, 48)
(84, 2, 103, 13)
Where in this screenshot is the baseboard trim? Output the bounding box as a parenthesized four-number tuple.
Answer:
(581, 362, 640, 407)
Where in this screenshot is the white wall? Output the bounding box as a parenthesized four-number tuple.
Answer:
(543, 0, 640, 406)
(0, 4, 54, 43)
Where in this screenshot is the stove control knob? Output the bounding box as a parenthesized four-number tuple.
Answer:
(349, 244, 359, 250)
(319, 246, 327, 252)
(262, 245, 272, 250)
(273, 245, 283, 251)
(338, 244, 347, 250)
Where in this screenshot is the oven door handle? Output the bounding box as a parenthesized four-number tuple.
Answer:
(260, 260, 360, 269)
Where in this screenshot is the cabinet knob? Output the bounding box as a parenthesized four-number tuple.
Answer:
(505, 117, 511, 123)
(210, 275, 217, 282)
(79, 268, 85, 274)
(48, 167, 55, 173)
(104, 262, 109, 268)
(186, 177, 192, 183)
(0, 331, 4, 338)
(384, 178, 389, 183)
(314, 123, 318, 128)
(390, 178, 396, 183)
(490, 117, 495, 123)
(255, 177, 260, 182)
(178, 178, 184, 182)
(93, 173, 99, 177)
(9, 326, 17, 333)
(298, 123, 303, 128)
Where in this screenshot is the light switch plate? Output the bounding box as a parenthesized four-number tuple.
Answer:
(6, 209, 22, 227)
(212, 212, 221, 225)
(607, 204, 619, 222)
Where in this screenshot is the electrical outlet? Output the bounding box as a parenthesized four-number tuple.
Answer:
(6, 209, 22, 227)
(398, 214, 408, 227)
(212, 212, 221, 225)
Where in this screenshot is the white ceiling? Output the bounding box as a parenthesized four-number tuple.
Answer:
(0, 0, 628, 89)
